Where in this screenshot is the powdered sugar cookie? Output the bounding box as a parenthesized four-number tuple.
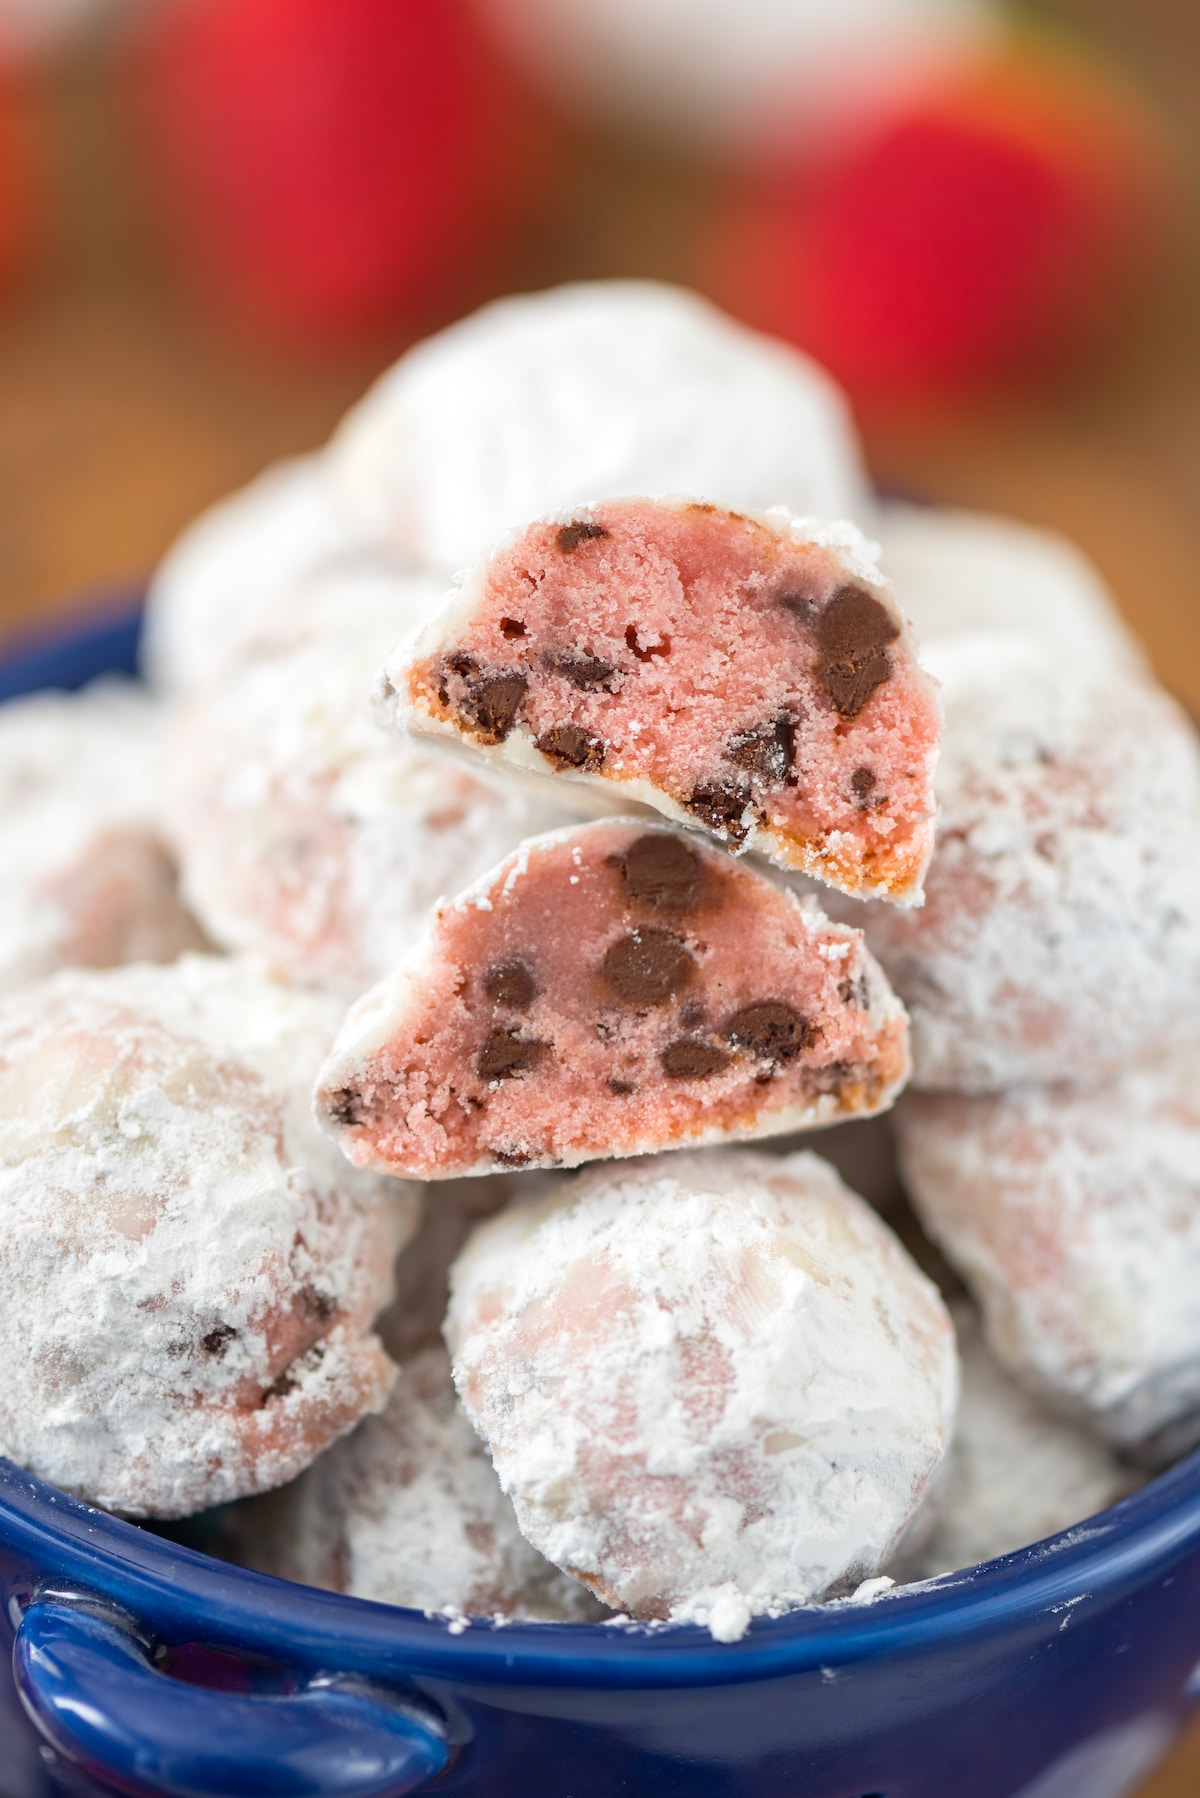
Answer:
(0, 681, 205, 994)
(383, 500, 940, 903)
(848, 635, 1200, 1090)
(328, 281, 868, 572)
(0, 956, 418, 1517)
(896, 1053, 1200, 1447)
(169, 564, 571, 997)
(240, 1344, 603, 1621)
(905, 1308, 1136, 1581)
(316, 820, 910, 1180)
(446, 1148, 957, 1638)
(875, 503, 1146, 673)
(141, 456, 363, 693)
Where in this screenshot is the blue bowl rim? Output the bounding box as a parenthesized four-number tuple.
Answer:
(1, 596, 1199, 1689)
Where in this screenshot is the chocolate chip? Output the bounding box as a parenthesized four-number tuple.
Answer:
(440, 654, 528, 743)
(686, 779, 753, 845)
(492, 1147, 534, 1167)
(200, 1324, 236, 1358)
(261, 1367, 299, 1403)
(553, 649, 617, 689)
(602, 928, 693, 1004)
(483, 959, 537, 1009)
(500, 617, 526, 639)
(478, 1029, 551, 1080)
(660, 1040, 731, 1079)
(607, 1077, 636, 1095)
(851, 767, 876, 801)
(296, 1285, 336, 1325)
(617, 833, 703, 910)
(328, 1087, 367, 1128)
(727, 715, 795, 783)
(726, 1000, 812, 1061)
(557, 521, 609, 553)
(625, 624, 671, 661)
(535, 724, 604, 770)
(815, 587, 899, 719)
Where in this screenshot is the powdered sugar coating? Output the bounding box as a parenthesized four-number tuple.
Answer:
(169, 565, 571, 997)
(446, 1148, 957, 1638)
(142, 457, 364, 693)
(905, 1308, 1135, 1581)
(328, 282, 869, 572)
(386, 499, 940, 904)
(875, 504, 1147, 674)
(846, 635, 1200, 1090)
(896, 1054, 1200, 1446)
(241, 1344, 603, 1621)
(316, 820, 910, 1180)
(0, 681, 205, 994)
(0, 956, 418, 1517)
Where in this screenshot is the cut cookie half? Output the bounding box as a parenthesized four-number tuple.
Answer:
(315, 819, 910, 1179)
(379, 499, 940, 905)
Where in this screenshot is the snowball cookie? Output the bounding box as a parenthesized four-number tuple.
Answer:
(475, 0, 997, 156)
(847, 634, 1200, 1090)
(385, 502, 940, 904)
(169, 563, 570, 997)
(0, 681, 205, 995)
(896, 1053, 1200, 1448)
(0, 956, 419, 1518)
(243, 1345, 603, 1621)
(875, 503, 1146, 673)
(141, 456, 363, 693)
(316, 820, 910, 1180)
(446, 1148, 958, 1638)
(905, 1310, 1136, 1581)
(328, 282, 868, 572)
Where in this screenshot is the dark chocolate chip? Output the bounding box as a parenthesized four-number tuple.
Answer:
(478, 1029, 551, 1080)
(557, 521, 610, 553)
(492, 1147, 534, 1168)
(607, 1077, 636, 1095)
(440, 654, 528, 743)
(617, 833, 703, 910)
(483, 959, 538, 1009)
(296, 1285, 336, 1325)
(500, 617, 527, 639)
(815, 586, 899, 719)
(625, 623, 671, 661)
(686, 779, 753, 845)
(328, 1087, 368, 1128)
(200, 1324, 236, 1358)
(851, 767, 876, 799)
(553, 649, 617, 689)
(535, 724, 605, 770)
(261, 1368, 298, 1404)
(660, 1039, 731, 1079)
(602, 928, 693, 1005)
(727, 715, 795, 783)
(726, 1000, 812, 1061)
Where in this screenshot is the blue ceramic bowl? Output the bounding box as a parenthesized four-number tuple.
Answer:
(1, 604, 1199, 1798)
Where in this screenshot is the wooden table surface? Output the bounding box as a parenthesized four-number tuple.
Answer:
(1, 5, 1199, 1791)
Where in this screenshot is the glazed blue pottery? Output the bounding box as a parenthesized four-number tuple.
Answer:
(1, 604, 1199, 1798)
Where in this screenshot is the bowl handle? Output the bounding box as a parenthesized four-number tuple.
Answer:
(13, 1596, 449, 1798)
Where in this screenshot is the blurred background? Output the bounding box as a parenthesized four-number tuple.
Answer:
(0, 2, 1196, 1784)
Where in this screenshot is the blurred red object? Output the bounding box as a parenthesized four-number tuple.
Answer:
(0, 77, 35, 302)
(707, 34, 1175, 400)
(128, 0, 561, 344)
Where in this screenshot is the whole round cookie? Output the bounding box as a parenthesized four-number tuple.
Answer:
(0, 680, 204, 994)
(446, 1147, 957, 1639)
(896, 1053, 1200, 1448)
(0, 956, 418, 1517)
(169, 563, 569, 997)
(874, 503, 1146, 673)
(241, 1344, 602, 1622)
(141, 455, 363, 694)
(850, 634, 1200, 1090)
(328, 281, 868, 571)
